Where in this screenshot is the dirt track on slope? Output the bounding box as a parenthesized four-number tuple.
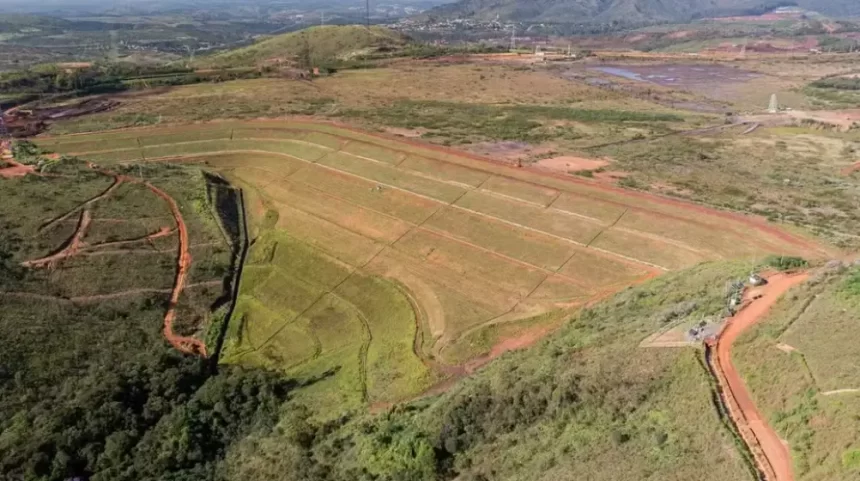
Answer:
(713, 272, 807, 481)
(18, 161, 207, 357)
(0, 158, 36, 178)
(23, 209, 92, 268)
(141, 179, 207, 357)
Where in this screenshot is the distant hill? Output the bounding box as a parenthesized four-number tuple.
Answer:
(204, 25, 410, 68)
(425, 0, 860, 24)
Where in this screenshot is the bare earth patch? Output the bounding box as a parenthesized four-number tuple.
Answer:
(534, 155, 610, 173)
(385, 127, 427, 138)
(0, 160, 36, 178)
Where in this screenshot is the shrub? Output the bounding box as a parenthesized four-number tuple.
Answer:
(840, 270, 860, 297)
(763, 256, 808, 271)
(842, 449, 860, 469)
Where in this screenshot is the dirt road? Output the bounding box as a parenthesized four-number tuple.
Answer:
(715, 272, 807, 481)
(19, 162, 207, 357)
(144, 180, 207, 357)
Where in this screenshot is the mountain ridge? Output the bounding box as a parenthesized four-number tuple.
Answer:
(425, 0, 860, 24)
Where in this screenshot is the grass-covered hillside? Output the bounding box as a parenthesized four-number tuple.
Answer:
(734, 263, 860, 481)
(203, 25, 410, 68)
(224, 262, 761, 481)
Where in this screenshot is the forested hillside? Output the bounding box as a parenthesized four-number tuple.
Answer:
(0, 160, 290, 481)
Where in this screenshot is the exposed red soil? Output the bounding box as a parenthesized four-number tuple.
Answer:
(786, 109, 860, 131)
(4, 99, 119, 137)
(842, 162, 860, 175)
(0, 159, 36, 178)
(464, 323, 556, 374)
(711, 271, 807, 481)
(141, 179, 207, 357)
(22, 210, 92, 268)
(20, 161, 207, 357)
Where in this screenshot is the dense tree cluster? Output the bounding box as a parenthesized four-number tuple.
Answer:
(0, 351, 291, 481)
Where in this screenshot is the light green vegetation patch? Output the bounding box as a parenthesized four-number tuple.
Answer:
(341, 140, 405, 165)
(272, 202, 384, 266)
(203, 25, 409, 68)
(399, 155, 491, 187)
(735, 265, 860, 481)
(559, 248, 653, 289)
(222, 230, 432, 411)
(33, 121, 826, 413)
(550, 192, 627, 224)
(335, 272, 434, 403)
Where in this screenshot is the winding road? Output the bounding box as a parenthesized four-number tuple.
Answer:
(714, 272, 807, 481)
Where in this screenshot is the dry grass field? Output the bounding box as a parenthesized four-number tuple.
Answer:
(35, 120, 826, 406)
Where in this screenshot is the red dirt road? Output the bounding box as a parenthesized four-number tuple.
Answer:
(715, 272, 808, 481)
(19, 161, 207, 357)
(144, 180, 207, 357)
(23, 210, 92, 267)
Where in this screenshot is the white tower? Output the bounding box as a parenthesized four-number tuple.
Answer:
(768, 94, 779, 114)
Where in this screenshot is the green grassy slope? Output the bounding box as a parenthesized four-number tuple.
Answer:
(224, 262, 761, 481)
(734, 264, 860, 481)
(203, 25, 410, 68)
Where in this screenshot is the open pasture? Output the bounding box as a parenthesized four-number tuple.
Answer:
(35, 120, 824, 404)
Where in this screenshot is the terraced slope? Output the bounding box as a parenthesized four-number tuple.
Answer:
(35, 120, 826, 407)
